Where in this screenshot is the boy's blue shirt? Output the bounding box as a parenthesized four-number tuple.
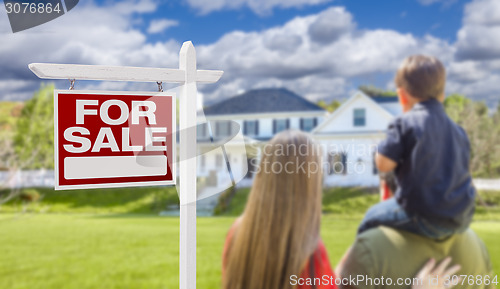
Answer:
(378, 98, 476, 228)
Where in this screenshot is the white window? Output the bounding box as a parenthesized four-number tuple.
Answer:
(246, 156, 257, 179)
(353, 108, 366, 127)
(301, 118, 316, 132)
(372, 152, 378, 175)
(216, 154, 223, 168)
(197, 123, 208, 140)
(327, 152, 347, 175)
(244, 120, 258, 136)
(216, 121, 231, 137)
(200, 154, 206, 171)
(274, 119, 289, 133)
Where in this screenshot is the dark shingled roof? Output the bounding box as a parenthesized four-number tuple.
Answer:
(370, 95, 399, 103)
(204, 88, 325, 116)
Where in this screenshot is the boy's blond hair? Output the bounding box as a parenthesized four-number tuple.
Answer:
(395, 55, 446, 100)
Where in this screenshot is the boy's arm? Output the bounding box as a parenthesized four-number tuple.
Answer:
(376, 152, 397, 172)
(377, 118, 405, 171)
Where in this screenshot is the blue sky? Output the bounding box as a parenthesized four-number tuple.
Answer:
(140, 0, 467, 44)
(1, 0, 499, 107)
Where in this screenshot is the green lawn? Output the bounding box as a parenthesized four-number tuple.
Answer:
(0, 187, 499, 288)
(217, 187, 500, 220)
(0, 187, 179, 214)
(0, 214, 498, 289)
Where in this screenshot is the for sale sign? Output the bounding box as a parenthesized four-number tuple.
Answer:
(54, 90, 176, 190)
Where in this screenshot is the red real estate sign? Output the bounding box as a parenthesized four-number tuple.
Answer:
(54, 90, 176, 190)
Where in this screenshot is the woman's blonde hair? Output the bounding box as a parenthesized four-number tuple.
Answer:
(223, 130, 323, 289)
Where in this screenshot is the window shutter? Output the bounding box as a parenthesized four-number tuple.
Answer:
(372, 152, 378, 175)
(255, 120, 259, 135)
(216, 122, 220, 137)
(300, 118, 304, 130)
(273, 119, 276, 134)
(342, 152, 347, 175)
(313, 118, 317, 127)
(243, 121, 247, 135)
(286, 119, 290, 129)
(227, 121, 232, 136)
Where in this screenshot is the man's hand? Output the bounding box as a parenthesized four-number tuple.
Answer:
(413, 257, 462, 289)
(375, 152, 397, 173)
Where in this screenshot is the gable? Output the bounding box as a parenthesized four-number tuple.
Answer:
(313, 92, 395, 134)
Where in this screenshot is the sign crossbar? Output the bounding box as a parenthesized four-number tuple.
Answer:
(29, 63, 223, 83)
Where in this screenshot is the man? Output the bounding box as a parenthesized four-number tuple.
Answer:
(337, 172, 496, 289)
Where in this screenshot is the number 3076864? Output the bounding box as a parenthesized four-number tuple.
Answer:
(5, 2, 62, 14)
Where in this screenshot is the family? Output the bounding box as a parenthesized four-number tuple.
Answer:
(220, 55, 495, 289)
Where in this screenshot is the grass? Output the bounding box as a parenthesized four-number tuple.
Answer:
(4, 187, 500, 220)
(216, 187, 380, 217)
(0, 214, 181, 289)
(0, 187, 499, 288)
(218, 187, 500, 220)
(0, 214, 498, 289)
(476, 190, 500, 221)
(0, 187, 179, 214)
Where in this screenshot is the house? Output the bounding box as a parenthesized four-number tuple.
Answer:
(202, 88, 326, 139)
(196, 88, 327, 191)
(195, 88, 400, 193)
(312, 91, 401, 187)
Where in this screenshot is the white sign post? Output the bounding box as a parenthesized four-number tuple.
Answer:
(29, 41, 223, 289)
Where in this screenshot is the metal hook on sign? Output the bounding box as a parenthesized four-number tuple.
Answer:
(157, 81, 163, 92)
(69, 79, 76, 90)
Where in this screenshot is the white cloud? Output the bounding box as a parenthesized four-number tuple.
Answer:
(196, 7, 454, 103)
(1, 2, 454, 103)
(417, 0, 442, 5)
(446, 73, 500, 106)
(113, 0, 157, 15)
(185, 0, 332, 16)
(0, 0, 181, 100)
(1, 0, 499, 108)
(446, 0, 500, 107)
(456, 25, 500, 60)
(147, 19, 179, 34)
(455, 0, 500, 60)
(463, 0, 500, 25)
(417, 0, 457, 6)
(308, 7, 355, 44)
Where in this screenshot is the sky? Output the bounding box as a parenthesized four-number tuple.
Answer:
(1, 0, 500, 107)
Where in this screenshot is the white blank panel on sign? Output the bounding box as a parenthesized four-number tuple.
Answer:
(64, 156, 167, 179)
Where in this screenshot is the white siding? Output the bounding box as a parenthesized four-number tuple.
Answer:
(319, 136, 382, 187)
(317, 95, 394, 134)
(289, 117, 300, 130)
(259, 118, 273, 138)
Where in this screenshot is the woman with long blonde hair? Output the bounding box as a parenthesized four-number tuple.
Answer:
(222, 130, 460, 289)
(223, 130, 327, 289)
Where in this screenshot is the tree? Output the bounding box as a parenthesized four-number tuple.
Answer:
(358, 85, 397, 97)
(444, 94, 500, 178)
(14, 83, 54, 169)
(317, 99, 341, 113)
(0, 134, 21, 205)
(444, 94, 471, 122)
